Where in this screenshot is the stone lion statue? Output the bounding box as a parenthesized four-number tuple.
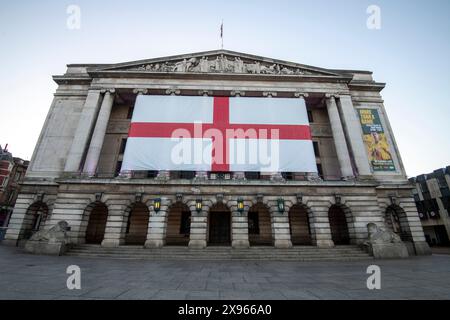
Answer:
(365, 222, 402, 245)
(29, 221, 70, 244)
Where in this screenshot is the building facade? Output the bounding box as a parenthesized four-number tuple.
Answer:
(0, 145, 29, 231)
(410, 167, 450, 247)
(3, 50, 430, 255)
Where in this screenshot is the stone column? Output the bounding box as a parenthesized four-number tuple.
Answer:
(64, 90, 103, 172)
(101, 200, 128, 248)
(325, 95, 354, 179)
(309, 202, 334, 247)
(269, 204, 293, 248)
(231, 204, 250, 248)
(188, 202, 208, 248)
(83, 89, 115, 175)
(144, 199, 169, 248)
(337, 95, 371, 176)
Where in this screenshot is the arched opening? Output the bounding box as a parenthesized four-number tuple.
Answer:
(385, 205, 411, 241)
(85, 202, 108, 244)
(248, 203, 273, 246)
(125, 202, 149, 245)
(289, 204, 312, 245)
(166, 202, 191, 246)
(208, 202, 231, 246)
(22, 202, 49, 240)
(328, 205, 350, 245)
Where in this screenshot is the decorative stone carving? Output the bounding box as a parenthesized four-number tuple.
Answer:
(363, 223, 409, 259)
(127, 54, 317, 76)
(24, 221, 70, 256)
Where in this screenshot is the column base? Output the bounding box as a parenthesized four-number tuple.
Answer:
(144, 239, 165, 248)
(232, 172, 246, 180)
(155, 171, 170, 181)
(274, 239, 293, 248)
(232, 240, 250, 248)
(270, 173, 285, 182)
(1, 239, 18, 247)
(101, 239, 121, 248)
(188, 240, 207, 249)
(194, 171, 208, 181)
(413, 241, 432, 256)
(315, 240, 335, 248)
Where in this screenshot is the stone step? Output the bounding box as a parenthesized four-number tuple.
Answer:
(64, 253, 371, 261)
(66, 244, 372, 261)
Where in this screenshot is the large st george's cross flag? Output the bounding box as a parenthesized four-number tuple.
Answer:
(121, 95, 317, 173)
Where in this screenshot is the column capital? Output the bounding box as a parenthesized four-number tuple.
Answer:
(231, 90, 246, 97)
(133, 88, 148, 95)
(166, 88, 181, 95)
(325, 93, 340, 99)
(262, 91, 278, 98)
(100, 88, 116, 94)
(198, 90, 213, 96)
(294, 92, 309, 98)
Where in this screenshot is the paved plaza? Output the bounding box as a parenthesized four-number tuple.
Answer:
(0, 245, 450, 300)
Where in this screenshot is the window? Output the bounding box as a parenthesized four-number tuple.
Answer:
(147, 171, 158, 178)
(248, 211, 260, 235)
(209, 172, 231, 180)
(119, 139, 127, 154)
(127, 106, 134, 119)
(307, 110, 314, 123)
(313, 141, 320, 157)
(316, 163, 323, 178)
(282, 172, 294, 180)
(179, 211, 191, 235)
(115, 161, 122, 176)
(245, 172, 261, 180)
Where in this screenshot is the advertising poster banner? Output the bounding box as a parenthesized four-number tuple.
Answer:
(358, 108, 396, 171)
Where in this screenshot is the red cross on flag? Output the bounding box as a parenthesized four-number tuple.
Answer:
(121, 95, 317, 173)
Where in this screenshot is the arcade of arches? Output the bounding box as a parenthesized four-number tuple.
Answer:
(21, 200, 416, 249)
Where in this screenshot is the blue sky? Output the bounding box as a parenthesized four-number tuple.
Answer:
(0, 0, 449, 177)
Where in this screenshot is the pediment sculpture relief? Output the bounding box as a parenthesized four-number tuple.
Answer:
(127, 55, 317, 75)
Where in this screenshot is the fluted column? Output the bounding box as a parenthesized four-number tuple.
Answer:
(325, 95, 354, 179)
(83, 89, 115, 175)
(337, 95, 372, 176)
(64, 90, 102, 172)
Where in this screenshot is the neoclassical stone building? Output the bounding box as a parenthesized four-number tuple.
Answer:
(4, 50, 431, 256)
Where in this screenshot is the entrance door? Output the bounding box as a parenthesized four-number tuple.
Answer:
(86, 204, 108, 244)
(209, 212, 231, 245)
(328, 206, 350, 245)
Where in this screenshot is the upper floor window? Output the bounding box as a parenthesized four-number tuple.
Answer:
(119, 139, 127, 155)
(307, 110, 314, 123)
(313, 141, 320, 158)
(127, 106, 134, 120)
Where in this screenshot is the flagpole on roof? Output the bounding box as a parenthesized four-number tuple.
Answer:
(220, 20, 224, 49)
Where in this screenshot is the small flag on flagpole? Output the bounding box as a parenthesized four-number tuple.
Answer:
(220, 20, 223, 49)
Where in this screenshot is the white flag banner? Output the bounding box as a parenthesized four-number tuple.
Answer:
(121, 95, 317, 173)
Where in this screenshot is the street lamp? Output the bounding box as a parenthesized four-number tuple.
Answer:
(237, 198, 245, 213)
(277, 198, 285, 213)
(154, 198, 161, 213)
(196, 199, 203, 213)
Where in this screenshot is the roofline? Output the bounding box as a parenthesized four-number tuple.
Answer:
(65, 49, 373, 76)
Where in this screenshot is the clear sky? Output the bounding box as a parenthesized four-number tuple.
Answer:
(0, 0, 449, 177)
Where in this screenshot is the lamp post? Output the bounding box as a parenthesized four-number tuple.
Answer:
(196, 199, 203, 213)
(277, 198, 285, 213)
(154, 198, 161, 213)
(237, 198, 244, 213)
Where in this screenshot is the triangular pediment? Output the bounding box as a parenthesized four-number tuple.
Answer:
(90, 50, 342, 77)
